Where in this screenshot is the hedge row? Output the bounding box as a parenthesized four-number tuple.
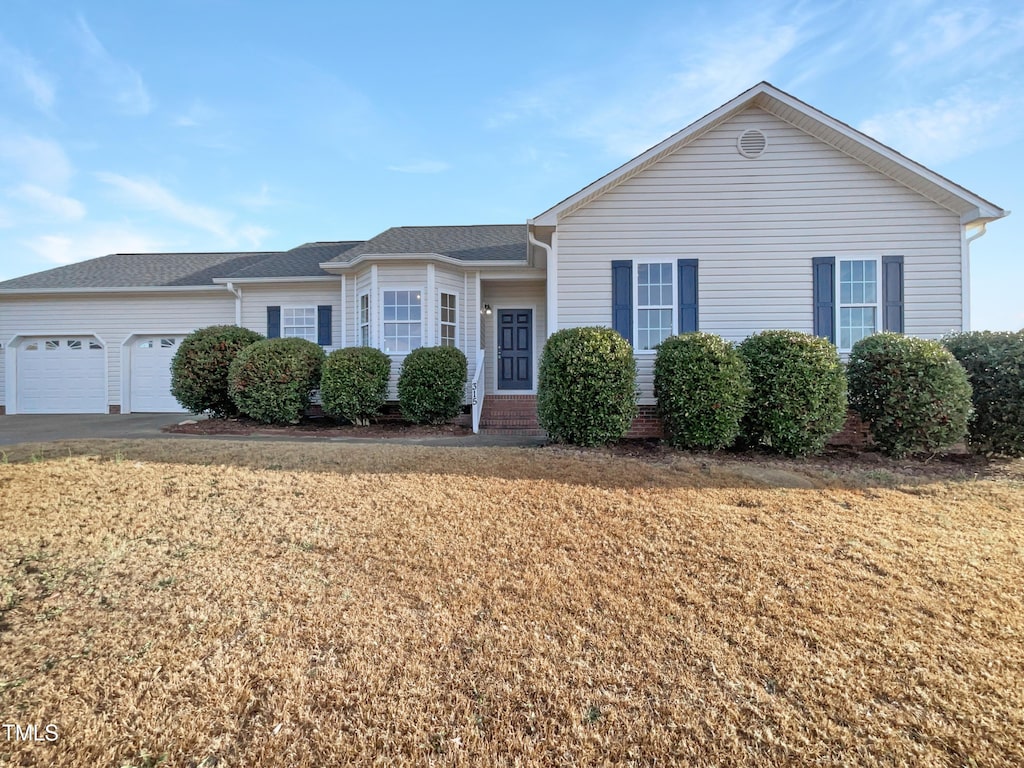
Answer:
(172, 327, 467, 426)
(538, 327, 1022, 459)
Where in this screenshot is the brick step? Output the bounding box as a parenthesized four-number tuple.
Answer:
(480, 428, 547, 437)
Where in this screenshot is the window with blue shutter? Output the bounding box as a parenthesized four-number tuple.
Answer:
(267, 306, 281, 338)
(317, 305, 333, 346)
(611, 260, 633, 344)
(677, 259, 698, 333)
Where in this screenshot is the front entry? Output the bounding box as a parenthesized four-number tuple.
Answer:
(497, 309, 532, 390)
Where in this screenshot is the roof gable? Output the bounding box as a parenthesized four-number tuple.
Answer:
(531, 82, 1007, 227)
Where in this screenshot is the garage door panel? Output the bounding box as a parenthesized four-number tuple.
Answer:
(17, 337, 107, 414)
(130, 336, 185, 412)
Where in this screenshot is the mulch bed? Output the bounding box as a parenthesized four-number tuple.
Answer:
(163, 415, 473, 439)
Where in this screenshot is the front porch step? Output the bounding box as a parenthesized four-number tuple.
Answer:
(479, 395, 542, 433)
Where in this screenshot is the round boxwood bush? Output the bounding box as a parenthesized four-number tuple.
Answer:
(397, 346, 468, 424)
(537, 327, 637, 446)
(227, 337, 325, 424)
(847, 333, 972, 458)
(738, 330, 847, 457)
(320, 346, 392, 426)
(944, 330, 1024, 457)
(170, 325, 264, 416)
(654, 332, 750, 450)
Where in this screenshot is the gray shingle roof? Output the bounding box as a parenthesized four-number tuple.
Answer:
(326, 225, 527, 264)
(0, 225, 527, 291)
(0, 251, 279, 290)
(224, 241, 362, 278)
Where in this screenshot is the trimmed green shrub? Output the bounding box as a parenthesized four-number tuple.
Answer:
(654, 332, 750, 450)
(320, 346, 392, 426)
(170, 325, 264, 416)
(397, 346, 468, 424)
(227, 337, 325, 424)
(848, 333, 972, 457)
(738, 330, 847, 457)
(537, 327, 637, 446)
(944, 330, 1024, 457)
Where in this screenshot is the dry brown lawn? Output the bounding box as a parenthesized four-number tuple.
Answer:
(1, 439, 1022, 767)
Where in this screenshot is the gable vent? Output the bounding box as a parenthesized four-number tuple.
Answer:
(737, 129, 767, 158)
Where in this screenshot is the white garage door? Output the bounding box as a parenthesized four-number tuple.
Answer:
(16, 336, 107, 414)
(130, 336, 185, 412)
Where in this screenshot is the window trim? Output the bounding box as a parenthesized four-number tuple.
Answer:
(632, 258, 677, 354)
(280, 305, 318, 342)
(379, 286, 424, 355)
(835, 256, 882, 352)
(439, 291, 458, 349)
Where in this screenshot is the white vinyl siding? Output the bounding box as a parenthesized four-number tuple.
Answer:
(0, 292, 234, 410)
(556, 106, 963, 403)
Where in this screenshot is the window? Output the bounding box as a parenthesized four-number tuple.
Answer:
(359, 293, 370, 347)
(45, 339, 60, 350)
(160, 338, 176, 348)
(440, 292, 457, 347)
(139, 340, 154, 349)
(89, 340, 103, 350)
(283, 307, 317, 341)
(636, 262, 674, 351)
(382, 290, 422, 353)
(67, 339, 82, 350)
(838, 259, 878, 349)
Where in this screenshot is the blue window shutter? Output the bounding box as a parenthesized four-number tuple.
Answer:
(267, 306, 281, 338)
(882, 255, 904, 333)
(317, 305, 332, 346)
(812, 257, 835, 343)
(677, 259, 699, 333)
(611, 260, 633, 344)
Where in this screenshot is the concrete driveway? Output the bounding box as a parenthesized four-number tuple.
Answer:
(0, 413, 186, 446)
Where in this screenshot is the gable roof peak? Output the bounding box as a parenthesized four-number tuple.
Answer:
(532, 82, 1006, 226)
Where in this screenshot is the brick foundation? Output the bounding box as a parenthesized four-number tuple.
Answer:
(625, 405, 665, 439)
(827, 411, 872, 447)
(0, 405, 5, 416)
(108, 405, 121, 415)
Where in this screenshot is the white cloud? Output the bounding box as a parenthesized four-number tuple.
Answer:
(173, 100, 216, 128)
(488, 9, 810, 159)
(25, 226, 165, 265)
(75, 15, 152, 116)
(9, 184, 86, 220)
(0, 133, 74, 188)
(859, 91, 1021, 165)
(239, 183, 278, 209)
(96, 172, 268, 248)
(0, 38, 55, 111)
(387, 160, 451, 174)
(890, 8, 1023, 71)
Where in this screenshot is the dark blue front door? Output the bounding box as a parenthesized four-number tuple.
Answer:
(498, 309, 532, 390)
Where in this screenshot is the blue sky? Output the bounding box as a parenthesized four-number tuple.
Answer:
(1, 0, 1021, 329)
